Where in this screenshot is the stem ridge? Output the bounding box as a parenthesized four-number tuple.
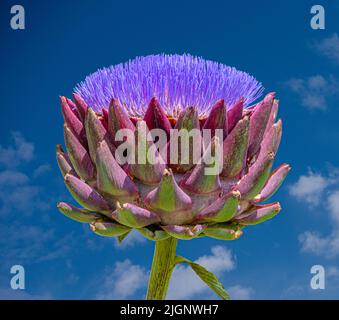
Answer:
(146, 237, 178, 300)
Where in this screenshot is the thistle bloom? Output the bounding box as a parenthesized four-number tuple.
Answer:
(56, 54, 290, 300)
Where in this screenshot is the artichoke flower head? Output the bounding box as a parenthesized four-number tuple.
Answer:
(57, 54, 290, 242)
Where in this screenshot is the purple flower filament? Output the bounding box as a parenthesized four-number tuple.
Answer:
(75, 54, 264, 117)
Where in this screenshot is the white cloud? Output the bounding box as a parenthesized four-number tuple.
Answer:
(0, 132, 71, 266)
(0, 287, 52, 300)
(288, 170, 330, 206)
(299, 231, 339, 258)
(299, 231, 334, 256)
(0, 184, 50, 215)
(167, 246, 235, 299)
(0, 224, 73, 264)
(0, 132, 34, 168)
(298, 184, 339, 258)
(0, 170, 29, 186)
(292, 169, 339, 258)
(33, 164, 51, 178)
(285, 75, 339, 110)
(0, 133, 51, 216)
(196, 246, 235, 273)
(281, 284, 305, 299)
(37, 233, 75, 262)
(314, 33, 339, 64)
(228, 285, 253, 300)
(96, 259, 148, 299)
(327, 190, 339, 224)
(327, 266, 339, 279)
(94, 246, 251, 300)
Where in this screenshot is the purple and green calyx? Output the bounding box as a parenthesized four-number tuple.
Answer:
(56, 54, 290, 300)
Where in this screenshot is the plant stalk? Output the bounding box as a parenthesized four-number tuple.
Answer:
(146, 237, 178, 300)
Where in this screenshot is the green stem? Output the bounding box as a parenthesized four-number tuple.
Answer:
(146, 237, 178, 300)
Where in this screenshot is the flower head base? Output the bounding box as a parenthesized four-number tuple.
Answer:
(57, 54, 290, 243)
(75, 54, 264, 117)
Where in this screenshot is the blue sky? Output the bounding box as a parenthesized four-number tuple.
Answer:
(1, 0, 339, 299)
